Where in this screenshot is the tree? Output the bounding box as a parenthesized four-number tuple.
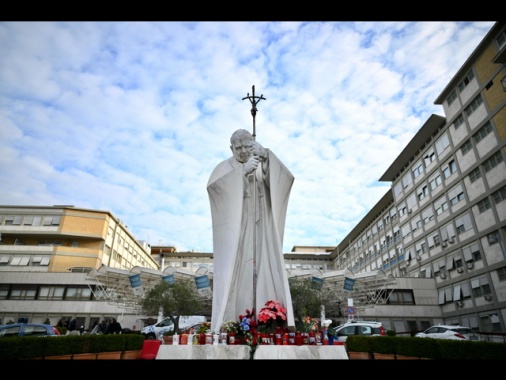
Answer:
(289, 277, 333, 330)
(140, 278, 203, 333)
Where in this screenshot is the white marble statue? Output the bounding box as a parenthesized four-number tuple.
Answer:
(207, 129, 295, 332)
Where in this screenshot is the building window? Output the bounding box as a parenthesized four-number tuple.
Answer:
(497, 267, 506, 282)
(464, 95, 483, 118)
(483, 151, 504, 173)
(449, 184, 465, 205)
(0, 285, 9, 300)
(447, 89, 458, 106)
(458, 69, 475, 92)
(412, 162, 424, 178)
(65, 287, 92, 301)
(38, 286, 65, 300)
(435, 133, 450, 155)
(460, 139, 473, 155)
(468, 167, 482, 183)
(455, 213, 472, 234)
(43, 216, 61, 226)
(442, 159, 457, 179)
(463, 242, 482, 263)
(417, 185, 429, 201)
(474, 121, 493, 143)
(423, 148, 436, 166)
(496, 28, 506, 50)
(487, 231, 500, 245)
(453, 114, 465, 130)
(477, 197, 492, 213)
(10, 256, 30, 266)
(492, 186, 506, 204)
(386, 289, 415, 305)
(434, 196, 449, 215)
(471, 277, 491, 298)
(429, 174, 442, 190)
(31, 256, 50, 266)
(10, 286, 37, 300)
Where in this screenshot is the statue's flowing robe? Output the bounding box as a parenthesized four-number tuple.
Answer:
(207, 150, 294, 332)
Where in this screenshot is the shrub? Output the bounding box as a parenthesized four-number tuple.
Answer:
(345, 335, 374, 353)
(370, 336, 396, 354)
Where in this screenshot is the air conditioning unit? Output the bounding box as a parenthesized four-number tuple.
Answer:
(449, 238, 455, 244)
(484, 294, 492, 301)
(440, 273, 447, 279)
(406, 260, 410, 266)
(467, 262, 474, 269)
(455, 301, 463, 307)
(442, 242, 448, 248)
(416, 255, 422, 262)
(457, 267, 464, 273)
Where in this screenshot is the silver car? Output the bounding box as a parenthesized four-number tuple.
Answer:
(415, 324, 478, 340)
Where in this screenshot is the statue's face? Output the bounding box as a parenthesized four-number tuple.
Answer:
(231, 135, 253, 163)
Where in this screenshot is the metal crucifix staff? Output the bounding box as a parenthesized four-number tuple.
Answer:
(242, 85, 266, 321)
(242, 85, 266, 141)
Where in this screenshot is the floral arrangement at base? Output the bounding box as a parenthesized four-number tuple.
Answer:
(257, 300, 287, 334)
(220, 320, 239, 335)
(196, 322, 213, 334)
(237, 308, 258, 347)
(299, 316, 319, 333)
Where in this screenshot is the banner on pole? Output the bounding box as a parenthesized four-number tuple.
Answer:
(195, 275, 212, 296)
(129, 274, 143, 296)
(162, 274, 175, 284)
(311, 276, 324, 290)
(343, 277, 356, 292)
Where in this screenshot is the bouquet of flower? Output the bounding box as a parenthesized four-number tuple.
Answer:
(220, 320, 239, 334)
(299, 316, 319, 333)
(196, 322, 212, 334)
(237, 308, 257, 346)
(257, 300, 287, 333)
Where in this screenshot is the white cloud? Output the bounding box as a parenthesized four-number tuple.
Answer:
(0, 21, 495, 252)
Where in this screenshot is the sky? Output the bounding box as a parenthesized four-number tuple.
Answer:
(0, 21, 496, 253)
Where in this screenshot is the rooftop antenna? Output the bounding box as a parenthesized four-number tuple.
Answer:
(242, 85, 266, 320)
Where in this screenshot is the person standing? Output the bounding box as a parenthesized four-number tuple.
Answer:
(207, 129, 295, 332)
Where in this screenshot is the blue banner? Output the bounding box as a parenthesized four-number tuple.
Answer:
(162, 274, 175, 284)
(195, 275, 211, 296)
(129, 274, 143, 295)
(311, 276, 324, 290)
(343, 277, 356, 291)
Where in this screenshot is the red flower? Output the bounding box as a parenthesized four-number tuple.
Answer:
(257, 300, 287, 324)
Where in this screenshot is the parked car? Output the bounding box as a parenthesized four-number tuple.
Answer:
(330, 320, 386, 343)
(0, 323, 61, 338)
(141, 316, 207, 339)
(415, 324, 478, 340)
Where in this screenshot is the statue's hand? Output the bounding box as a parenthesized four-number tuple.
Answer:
(250, 141, 267, 160)
(244, 155, 260, 175)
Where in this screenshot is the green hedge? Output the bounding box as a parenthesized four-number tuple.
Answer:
(0, 334, 146, 359)
(345, 335, 506, 360)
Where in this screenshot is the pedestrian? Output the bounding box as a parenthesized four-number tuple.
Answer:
(44, 318, 50, 325)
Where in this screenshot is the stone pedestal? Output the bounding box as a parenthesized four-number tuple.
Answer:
(254, 345, 348, 360)
(155, 344, 349, 360)
(156, 345, 251, 360)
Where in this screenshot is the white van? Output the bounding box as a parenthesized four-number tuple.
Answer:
(141, 316, 207, 339)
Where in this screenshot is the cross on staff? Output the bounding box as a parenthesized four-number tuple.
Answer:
(242, 85, 266, 321)
(242, 85, 266, 141)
